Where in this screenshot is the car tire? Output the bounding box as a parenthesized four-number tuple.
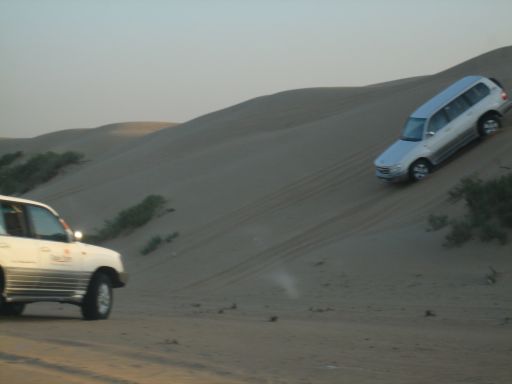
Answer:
(409, 159, 431, 182)
(0, 302, 26, 316)
(81, 273, 113, 320)
(478, 114, 501, 137)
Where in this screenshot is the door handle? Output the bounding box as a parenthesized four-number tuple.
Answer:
(0, 243, 10, 248)
(40, 247, 51, 252)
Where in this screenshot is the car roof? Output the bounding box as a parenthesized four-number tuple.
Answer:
(411, 76, 486, 119)
(0, 194, 58, 215)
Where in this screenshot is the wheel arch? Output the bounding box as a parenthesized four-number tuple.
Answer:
(410, 157, 434, 169)
(478, 110, 503, 123)
(91, 266, 124, 288)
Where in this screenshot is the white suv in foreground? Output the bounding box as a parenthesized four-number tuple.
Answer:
(0, 195, 127, 320)
(375, 76, 512, 182)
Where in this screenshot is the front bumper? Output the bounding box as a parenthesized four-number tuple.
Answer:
(375, 168, 409, 182)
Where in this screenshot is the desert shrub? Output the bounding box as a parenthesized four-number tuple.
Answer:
(140, 235, 163, 255)
(444, 219, 473, 247)
(0, 151, 83, 195)
(478, 221, 507, 244)
(138, 232, 179, 255)
(447, 176, 484, 204)
(426, 214, 449, 232)
(433, 174, 512, 246)
(88, 195, 167, 243)
(165, 231, 180, 243)
(0, 151, 23, 169)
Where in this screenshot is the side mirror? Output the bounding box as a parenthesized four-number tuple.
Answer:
(426, 131, 436, 138)
(74, 231, 83, 242)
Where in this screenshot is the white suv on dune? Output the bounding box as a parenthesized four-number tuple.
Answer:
(0, 195, 127, 320)
(375, 76, 512, 182)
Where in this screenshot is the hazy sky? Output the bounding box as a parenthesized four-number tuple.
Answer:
(1, 0, 511, 138)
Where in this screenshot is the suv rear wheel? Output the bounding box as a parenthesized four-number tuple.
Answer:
(478, 114, 501, 137)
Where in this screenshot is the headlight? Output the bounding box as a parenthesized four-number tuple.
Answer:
(389, 164, 402, 173)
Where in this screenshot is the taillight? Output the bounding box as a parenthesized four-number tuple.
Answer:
(501, 91, 508, 100)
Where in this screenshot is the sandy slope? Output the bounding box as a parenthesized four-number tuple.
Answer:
(1, 47, 512, 383)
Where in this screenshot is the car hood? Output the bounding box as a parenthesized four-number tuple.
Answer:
(81, 243, 121, 259)
(375, 139, 422, 166)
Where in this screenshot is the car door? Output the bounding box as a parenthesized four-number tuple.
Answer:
(444, 95, 474, 148)
(0, 201, 39, 298)
(423, 109, 457, 164)
(463, 82, 492, 135)
(26, 205, 85, 299)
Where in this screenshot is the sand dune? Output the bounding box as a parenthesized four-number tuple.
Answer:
(0, 121, 175, 160)
(1, 47, 512, 383)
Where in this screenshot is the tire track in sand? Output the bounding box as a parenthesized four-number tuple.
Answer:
(177, 190, 406, 293)
(137, 143, 382, 277)
(0, 334, 242, 384)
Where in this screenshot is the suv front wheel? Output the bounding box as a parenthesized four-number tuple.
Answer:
(409, 159, 431, 182)
(81, 273, 113, 320)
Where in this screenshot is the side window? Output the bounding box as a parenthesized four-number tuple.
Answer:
(428, 110, 449, 133)
(464, 83, 490, 105)
(27, 205, 69, 243)
(0, 203, 29, 237)
(443, 96, 471, 121)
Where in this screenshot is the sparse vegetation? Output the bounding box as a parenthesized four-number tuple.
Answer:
(444, 219, 473, 247)
(0, 151, 23, 169)
(426, 214, 449, 232)
(486, 266, 498, 285)
(428, 174, 512, 247)
(162, 338, 179, 345)
(0, 151, 83, 195)
(165, 231, 180, 243)
(88, 195, 167, 243)
(309, 306, 334, 313)
(478, 221, 507, 244)
(140, 235, 163, 255)
(139, 231, 180, 255)
(217, 303, 238, 314)
(424, 310, 436, 317)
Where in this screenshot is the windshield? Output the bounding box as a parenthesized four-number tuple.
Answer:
(400, 117, 426, 141)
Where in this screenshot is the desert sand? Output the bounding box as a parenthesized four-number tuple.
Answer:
(1, 47, 512, 383)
